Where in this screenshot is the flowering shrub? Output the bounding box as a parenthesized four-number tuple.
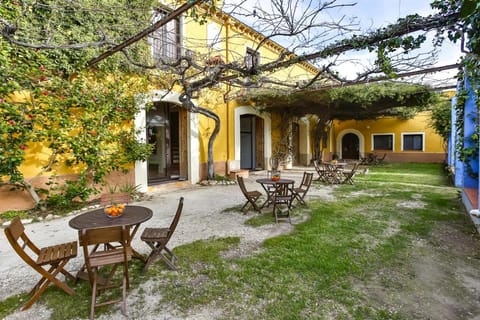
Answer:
(0, 42, 152, 207)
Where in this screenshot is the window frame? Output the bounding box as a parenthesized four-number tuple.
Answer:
(371, 133, 395, 151)
(401, 132, 425, 151)
(245, 47, 260, 69)
(150, 7, 181, 61)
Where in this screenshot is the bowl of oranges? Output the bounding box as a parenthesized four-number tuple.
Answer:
(104, 203, 126, 218)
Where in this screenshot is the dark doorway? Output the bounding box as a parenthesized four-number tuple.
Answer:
(342, 133, 360, 160)
(292, 123, 300, 165)
(240, 115, 264, 170)
(147, 102, 180, 183)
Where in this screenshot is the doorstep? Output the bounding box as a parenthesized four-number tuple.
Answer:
(228, 169, 249, 180)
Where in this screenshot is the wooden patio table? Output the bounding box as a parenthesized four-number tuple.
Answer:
(69, 205, 153, 280)
(324, 162, 347, 184)
(256, 178, 295, 209)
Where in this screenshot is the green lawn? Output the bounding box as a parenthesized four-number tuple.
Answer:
(1, 163, 474, 320)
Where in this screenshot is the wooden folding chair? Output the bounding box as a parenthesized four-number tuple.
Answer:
(237, 176, 262, 213)
(4, 217, 77, 310)
(342, 162, 360, 184)
(272, 182, 294, 224)
(100, 192, 131, 206)
(292, 171, 314, 206)
(313, 160, 329, 183)
(79, 225, 132, 320)
(140, 197, 184, 272)
(374, 153, 387, 165)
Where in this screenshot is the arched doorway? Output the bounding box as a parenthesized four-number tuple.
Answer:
(342, 133, 360, 160)
(240, 114, 265, 170)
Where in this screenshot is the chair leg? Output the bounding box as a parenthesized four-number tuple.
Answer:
(241, 199, 261, 214)
(143, 243, 178, 272)
(90, 270, 98, 320)
(24, 261, 76, 310)
(23, 280, 49, 310)
(293, 192, 306, 206)
(121, 267, 128, 315)
(142, 249, 158, 272)
(160, 247, 177, 270)
(241, 201, 249, 212)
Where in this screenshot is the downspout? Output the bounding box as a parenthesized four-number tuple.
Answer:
(225, 17, 231, 171)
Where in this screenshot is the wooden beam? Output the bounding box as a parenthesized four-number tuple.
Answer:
(306, 63, 461, 92)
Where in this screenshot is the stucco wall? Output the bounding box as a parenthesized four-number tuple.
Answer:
(332, 112, 446, 160)
(0, 171, 135, 213)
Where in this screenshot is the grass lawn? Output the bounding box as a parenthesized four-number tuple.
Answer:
(2, 163, 479, 320)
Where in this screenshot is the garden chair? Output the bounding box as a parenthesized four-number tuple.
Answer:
(79, 225, 132, 320)
(272, 182, 294, 223)
(323, 163, 343, 184)
(4, 217, 78, 310)
(313, 160, 329, 183)
(100, 192, 131, 206)
(237, 176, 262, 213)
(292, 171, 314, 206)
(374, 153, 387, 165)
(140, 197, 184, 272)
(342, 162, 360, 184)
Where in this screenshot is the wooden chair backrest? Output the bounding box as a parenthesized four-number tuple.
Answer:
(79, 225, 131, 287)
(353, 161, 360, 171)
(314, 160, 327, 171)
(348, 162, 360, 173)
(100, 192, 131, 206)
(4, 217, 41, 267)
(274, 182, 293, 200)
(166, 197, 184, 241)
(79, 225, 130, 247)
(300, 172, 314, 189)
(237, 176, 249, 196)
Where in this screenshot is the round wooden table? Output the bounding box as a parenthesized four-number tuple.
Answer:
(69, 205, 153, 263)
(256, 178, 295, 209)
(69, 205, 152, 230)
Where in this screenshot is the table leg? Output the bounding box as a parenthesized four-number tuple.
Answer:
(259, 183, 275, 209)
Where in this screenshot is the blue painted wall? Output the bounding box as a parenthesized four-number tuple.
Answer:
(452, 75, 479, 211)
(463, 76, 479, 189)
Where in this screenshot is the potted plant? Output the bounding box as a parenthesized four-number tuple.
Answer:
(100, 183, 140, 206)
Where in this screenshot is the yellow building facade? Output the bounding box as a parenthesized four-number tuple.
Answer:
(134, 3, 317, 195)
(0, 1, 447, 212)
(329, 112, 447, 163)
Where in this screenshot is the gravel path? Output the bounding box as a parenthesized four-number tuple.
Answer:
(1, 168, 331, 319)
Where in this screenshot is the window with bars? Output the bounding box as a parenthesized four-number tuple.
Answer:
(403, 133, 424, 151)
(150, 8, 180, 61)
(373, 134, 393, 150)
(245, 48, 260, 69)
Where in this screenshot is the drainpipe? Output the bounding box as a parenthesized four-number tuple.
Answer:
(225, 17, 231, 172)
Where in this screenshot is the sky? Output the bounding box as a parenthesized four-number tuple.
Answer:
(328, 0, 462, 85)
(224, 0, 463, 88)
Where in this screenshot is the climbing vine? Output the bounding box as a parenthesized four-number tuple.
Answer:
(0, 2, 155, 209)
(432, 0, 480, 178)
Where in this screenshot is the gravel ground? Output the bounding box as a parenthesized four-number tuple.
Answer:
(1, 168, 331, 319)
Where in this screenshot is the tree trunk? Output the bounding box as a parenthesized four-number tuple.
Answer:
(179, 93, 220, 180)
(197, 107, 220, 180)
(23, 180, 46, 212)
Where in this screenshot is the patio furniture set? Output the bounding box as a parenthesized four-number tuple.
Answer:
(313, 160, 361, 185)
(237, 171, 314, 223)
(4, 197, 184, 319)
(359, 153, 387, 165)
